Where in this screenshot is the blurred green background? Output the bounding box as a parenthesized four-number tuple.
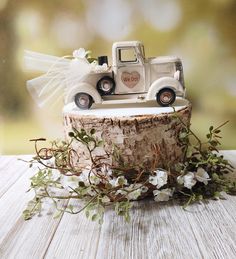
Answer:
(0, 0, 236, 154)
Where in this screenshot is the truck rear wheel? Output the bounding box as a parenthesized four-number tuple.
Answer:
(156, 88, 176, 106)
(74, 93, 93, 110)
(97, 76, 115, 95)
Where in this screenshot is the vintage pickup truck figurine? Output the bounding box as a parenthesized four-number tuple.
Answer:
(67, 41, 185, 109)
(25, 41, 186, 109)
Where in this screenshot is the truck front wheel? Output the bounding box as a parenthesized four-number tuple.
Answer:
(74, 93, 93, 110)
(156, 88, 176, 106)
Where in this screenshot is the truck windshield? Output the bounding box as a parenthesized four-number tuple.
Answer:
(118, 48, 137, 63)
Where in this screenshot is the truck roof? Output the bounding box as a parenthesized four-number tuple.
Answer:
(149, 56, 181, 64)
(112, 41, 143, 48)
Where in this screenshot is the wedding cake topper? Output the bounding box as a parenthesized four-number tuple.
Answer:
(25, 41, 185, 109)
(22, 41, 235, 224)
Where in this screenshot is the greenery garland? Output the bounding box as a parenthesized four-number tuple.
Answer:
(23, 116, 236, 224)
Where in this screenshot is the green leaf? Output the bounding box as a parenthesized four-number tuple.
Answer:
(53, 210, 63, 219)
(124, 213, 131, 223)
(91, 214, 99, 221)
(97, 140, 104, 147)
(78, 181, 85, 187)
(186, 148, 193, 158)
(85, 210, 90, 218)
(210, 140, 218, 147)
(22, 209, 32, 220)
(68, 132, 75, 138)
(90, 128, 96, 135)
(67, 204, 74, 212)
(179, 132, 188, 139)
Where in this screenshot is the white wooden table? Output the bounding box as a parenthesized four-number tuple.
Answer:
(0, 151, 236, 259)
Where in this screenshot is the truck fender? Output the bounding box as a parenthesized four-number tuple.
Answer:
(146, 77, 184, 100)
(65, 83, 102, 104)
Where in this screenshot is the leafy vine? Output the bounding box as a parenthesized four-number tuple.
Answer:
(23, 117, 236, 224)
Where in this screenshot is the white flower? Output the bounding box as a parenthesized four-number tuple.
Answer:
(109, 178, 117, 187)
(141, 186, 149, 193)
(126, 184, 142, 200)
(101, 196, 110, 203)
(177, 175, 184, 185)
(127, 189, 142, 200)
(90, 175, 100, 185)
(87, 187, 97, 196)
(73, 48, 88, 59)
(115, 189, 126, 196)
(115, 183, 143, 200)
(178, 172, 197, 189)
(46, 157, 55, 167)
(100, 164, 113, 176)
(153, 188, 174, 202)
(195, 168, 210, 185)
(78, 168, 90, 186)
(149, 169, 168, 188)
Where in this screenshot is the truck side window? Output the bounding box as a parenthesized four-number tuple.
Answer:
(118, 48, 137, 63)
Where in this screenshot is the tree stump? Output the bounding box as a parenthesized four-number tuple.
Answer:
(63, 99, 192, 170)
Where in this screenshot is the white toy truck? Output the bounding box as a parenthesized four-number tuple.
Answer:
(66, 41, 185, 109)
(25, 41, 185, 109)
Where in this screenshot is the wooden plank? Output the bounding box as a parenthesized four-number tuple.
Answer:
(219, 150, 236, 166)
(183, 199, 236, 259)
(219, 150, 236, 181)
(95, 200, 204, 259)
(0, 156, 16, 171)
(43, 199, 101, 259)
(0, 156, 32, 198)
(95, 151, 236, 259)
(0, 152, 235, 259)
(0, 156, 67, 259)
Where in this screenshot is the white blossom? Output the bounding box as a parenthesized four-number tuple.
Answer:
(100, 164, 113, 176)
(177, 172, 196, 189)
(109, 178, 117, 187)
(115, 189, 126, 196)
(127, 189, 142, 200)
(78, 168, 90, 186)
(141, 186, 149, 193)
(126, 184, 142, 200)
(101, 196, 110, 203)
(149, 169, 168, 188)
(115, 183, 143, 200)
(195, 168, 210, 185)
(90, 175, 101, 185)
(153, 188, 174, 202)
(73, 48, 88, 59)
(91, 62, 109, 73)
(46, 157, 55, 167)
(87, 187, 97, 196)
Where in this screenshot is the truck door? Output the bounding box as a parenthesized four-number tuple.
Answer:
(114, 47, 145, 94)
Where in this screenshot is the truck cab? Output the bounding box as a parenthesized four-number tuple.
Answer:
(65, 41, 185, 109)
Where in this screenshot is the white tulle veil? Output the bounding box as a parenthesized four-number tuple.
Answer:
(24, 49, 98, 107)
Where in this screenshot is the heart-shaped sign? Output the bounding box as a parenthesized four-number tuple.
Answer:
(121, 71, 140, 88)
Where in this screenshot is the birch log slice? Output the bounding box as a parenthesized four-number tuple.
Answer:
(63, 99, 191, 169)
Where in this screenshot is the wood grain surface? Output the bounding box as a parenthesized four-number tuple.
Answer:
(0, 151, 236, 259)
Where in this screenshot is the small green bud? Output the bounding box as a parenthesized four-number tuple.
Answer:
(68, 132, 75, 137)
(90, 128, 96, 135)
